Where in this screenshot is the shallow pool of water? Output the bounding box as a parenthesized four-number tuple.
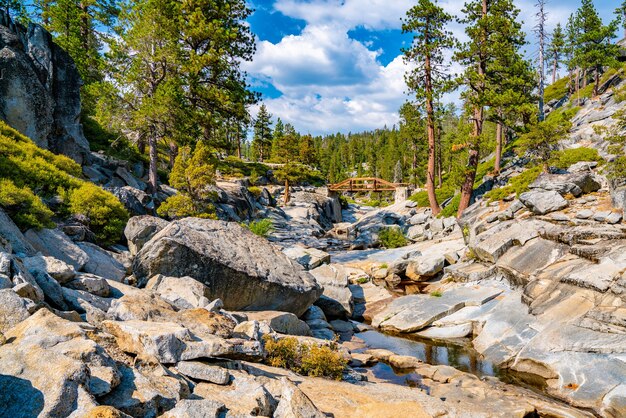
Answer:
(355, 329, 499, 378)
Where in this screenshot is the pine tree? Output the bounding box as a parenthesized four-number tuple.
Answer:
(299, 134, 316, 166)
(399, 101, 426, 187)
(565, 13, 581, 96)
(108, 0, 181, 194)
(575, 0, 619, 96)
(455, 0, 525, 216)
(270, 118, 285, 161)
(536, 0, 547, 122)
(253, 104, 273, 162)
(402, 0, 455, 215)
(548, 23, 566, 85)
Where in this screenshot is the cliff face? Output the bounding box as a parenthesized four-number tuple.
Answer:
(0, 12, 90, 164)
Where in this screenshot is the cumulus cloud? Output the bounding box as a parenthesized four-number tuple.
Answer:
(244, 0, 416, 135)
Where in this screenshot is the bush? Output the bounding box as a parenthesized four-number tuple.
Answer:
(67, 183, 129, 244)
(378, 227, 407, 248)
(264, 336, 347, 380)
(0, 179, 54, 230)
(549, 147, 602, 170)
(247, 186, 262, 197)
(0, 121, 128, 239)
(246, 218, 273, 237)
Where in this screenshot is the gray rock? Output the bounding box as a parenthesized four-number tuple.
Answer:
(31, 270, 67, 309)
(551, 213, 570, 222)
(274, 377, 326, 418)
(161, 399, 225, 418)
(282, 246, 331, 270)
(407, 224, 426, 240)
(123, 215, 169, 256)
(607, 212, 623, 224)
(175, 361, 230, 385)
(205, 298, 224, 312)
(568, 161, 598, 172)
(0, 289, 30, 332)
(576, 209, 594, 219)
(405, 255, 446, 280)
(232, 320, 272, 341)
(594, 211, 611, 222)
(0, 13, 90, 163)
(145, 275, 210, 310)
(24, 228, 89, 270)
(22, 255, 75, 283)
(311, 328, 336, 340)
(509, 199, 525, 213)
(310, 264, 354, 318)
(0, 209, 35, 256)
(110, 186, 153, 217)
(329, 319, 357, 333)
(246, 311, 310, 336)
(76, 242, 126, 281)
(133, 218, 322, 316)
(519, 190, 569, 215)
(302, 305, 327, 322)
(65, 273, 110, 297)
(61, 287, 111, 313)
(529, 172, 601, 197)
(408, 213, 430, 225)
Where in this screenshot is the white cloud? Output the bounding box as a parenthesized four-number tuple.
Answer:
(245, 0, 417, 135)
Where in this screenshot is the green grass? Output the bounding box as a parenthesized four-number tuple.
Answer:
(82, 115, 145, 164)
(430, 290, 443, 297)
(409, 183, 456, 207)
(247, 186, 262, 197)
(549, 147, 603, 170)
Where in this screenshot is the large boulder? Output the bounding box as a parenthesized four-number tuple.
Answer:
(145, 275, 210, 310)
(0, 12, 90, 163)
(519, 190, 569, 215)
(529, 172, 601, 197)
(133, 218, 322, 316)
(124, 215, 169, 256)
(0, 289, 30, 332)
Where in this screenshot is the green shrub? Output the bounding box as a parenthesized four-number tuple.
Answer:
(247, 186, 262, 197)
(264, 336, 347, 380)
(82, 115, 144, 164)
(378, 227, 407, 248)
(363, 199, 381, 207)
(157, 194, 217, 220)
(300, 345, 348, 379)
(246, 218, 273, 237)
(68, 183, 129, 244)
(430, 290, 443, 297)
(0, 179, 54, 230)
(0, 121, 128, 239)
(549, 147, 603, 170)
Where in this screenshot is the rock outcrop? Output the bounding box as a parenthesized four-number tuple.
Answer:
(133, 218, 323, 316)
(0, 11, 90, 163)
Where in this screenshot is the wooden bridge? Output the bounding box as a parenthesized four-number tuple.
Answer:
(329, 177, 407, 192)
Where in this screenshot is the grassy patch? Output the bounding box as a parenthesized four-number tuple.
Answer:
(549, 147, 603, 170)
(409, 183, 456, 207)
(247, 186, 262, 197)
(430, 290, 443, 297)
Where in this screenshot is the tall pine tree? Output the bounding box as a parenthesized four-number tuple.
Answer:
(253, 104, 273, 162)
(402, 0, 455, 215)
(548, 23, 566, 85)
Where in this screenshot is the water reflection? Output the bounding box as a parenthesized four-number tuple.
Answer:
(356, 330, 498, 378)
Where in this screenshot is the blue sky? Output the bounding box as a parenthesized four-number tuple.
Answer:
(244, 0, 621, 135)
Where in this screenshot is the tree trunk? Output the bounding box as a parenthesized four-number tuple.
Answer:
(236, 128, 242, 159)
(543, 161, 549, 174)
(594, 65, 600, 97)
(424, 53, 441, 215)
(148, 134, 158, 195)
(168, 142, 178, 168)
(412, 144, 418, 188)
(457, 0, 487, 217)
(552, 58, 557, 85)
(284, 179, 290, 204)
(138, 137, 146, 155)
(494, 118, 503, 174)
(582, 69, 587, 88)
